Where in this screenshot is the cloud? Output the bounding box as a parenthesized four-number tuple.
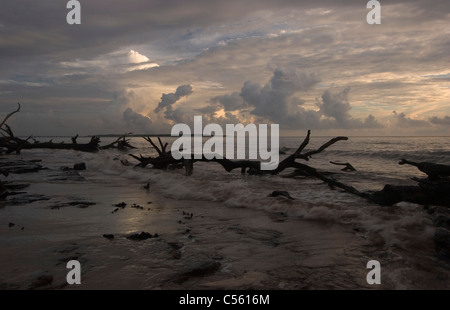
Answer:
(128, 50, 150, 63)
(207, 68, 380, 130)
(0, 1, 449, 136)
(316, 87, 351, 124)
(59, 49, 159, 74)
(392, 111, 430, 127)
(314, 88, 382, 129)
(429, 115, 450, 126)
(210, 92, 247, 111)
(240, 68, 321, 127)
(154, 84, 193, 114)
(122, 107, 153, 133)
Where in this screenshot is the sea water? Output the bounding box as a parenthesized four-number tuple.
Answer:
(1, 135, 449, 289)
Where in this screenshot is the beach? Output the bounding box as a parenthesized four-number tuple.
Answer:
(1, 136, 450, 290)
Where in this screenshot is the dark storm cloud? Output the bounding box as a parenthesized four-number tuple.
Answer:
(210, 92, 247, 111)
(123, 107, 153, 132)
(202, 68, 381, 130)
(429, 116, 450, 126)
(316, 88, 351, 124)
(154, 84, 193, 113)
(392, 111, 430, 128)
(0, 0, 448, 135)
(1, 0, 447, 59)
(240, 68, 320, 126)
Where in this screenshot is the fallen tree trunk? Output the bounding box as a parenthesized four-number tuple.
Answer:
(399, 159, 450, 180)
(14, 137, 101, 153)
(330, 161, 356, 171)
(366, 159, 450, 207)
(99, 134, 136, 150)
(130, 130, 349, 176)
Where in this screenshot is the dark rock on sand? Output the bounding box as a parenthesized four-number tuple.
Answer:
(60, 163, 86, 171)
(73, 163, 86, 171)
(127, 232, 154, 241)
(50, 201, 96, 209)
(131, 204, 144, 210)
(174, 261, 221, 284)
(8, 222, 15, 227)
(67, 201, 96, 208)
(268, 191, 294, 200)
(103, 234, 115, 240)
(114, 202, 127, 208)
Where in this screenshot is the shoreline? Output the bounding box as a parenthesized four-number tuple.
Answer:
(1, 155, 450, 290)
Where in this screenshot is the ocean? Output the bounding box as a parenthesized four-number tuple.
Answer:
(1, 135, 449, 289)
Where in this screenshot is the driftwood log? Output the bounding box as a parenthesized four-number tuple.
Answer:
(99, 134, 136, 150)
(129, 133, 450, 208)
(2, 103, 449, 208)
(367, 159, 450, 207)
(330, 161, 356, 171)
(129, 130, 348, 175)
(0, 104, 136, 153)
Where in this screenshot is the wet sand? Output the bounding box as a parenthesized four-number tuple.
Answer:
(1, 156, 449, 290)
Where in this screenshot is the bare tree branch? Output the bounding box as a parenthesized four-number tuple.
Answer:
(0, 102, 20, 129)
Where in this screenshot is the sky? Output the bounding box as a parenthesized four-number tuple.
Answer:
(0, 0, 449, 136)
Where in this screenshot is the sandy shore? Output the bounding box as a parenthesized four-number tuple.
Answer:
(1, 156, 449, 290)
(0, 198, 375, 289)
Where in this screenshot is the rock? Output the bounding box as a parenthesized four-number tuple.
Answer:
(8, 222, 15, 227)
(103, 234, 115, 240)
(114, 202, 127, 208)
(131, 204, 144, 210)
(73, 163, 86, 171)
(127, 232, 153, 241)
(268, 191, 294, 200)
(68, 201, 96, 208)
